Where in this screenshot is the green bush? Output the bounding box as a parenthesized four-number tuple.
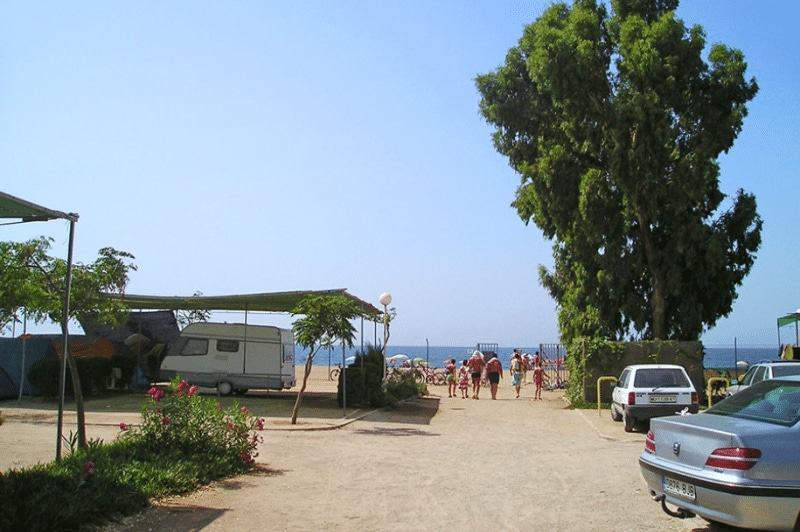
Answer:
(0, 375, 265, 531)
(27, 358, 61, 398)
(337, 346, 425, 407)
(27, 357, 112, 399)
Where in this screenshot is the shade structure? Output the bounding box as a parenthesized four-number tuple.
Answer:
(103, 289, 381, 316)
(0, 191, 79, 461)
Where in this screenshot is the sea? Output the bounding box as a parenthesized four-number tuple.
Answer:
(297, 344, 783, 370)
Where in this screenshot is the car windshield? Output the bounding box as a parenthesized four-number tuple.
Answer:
(632, 368, 690, 388)
(707, 380, 800, 427)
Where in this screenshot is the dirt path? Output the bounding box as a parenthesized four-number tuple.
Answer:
(0, 370, 726, 531)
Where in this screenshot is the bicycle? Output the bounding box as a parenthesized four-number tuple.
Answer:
(414, 366, 446, 385)
(329, 363, 342, 381)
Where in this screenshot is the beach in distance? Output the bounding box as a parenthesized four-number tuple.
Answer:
(301, 344, 781, 370)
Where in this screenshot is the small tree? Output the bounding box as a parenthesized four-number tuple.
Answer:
(290, 294, 366, 425)
(175, 291, 211, 328)
(0, 236, 136, 449)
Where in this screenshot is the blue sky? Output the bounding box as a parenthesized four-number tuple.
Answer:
(1, 1, 797, 348)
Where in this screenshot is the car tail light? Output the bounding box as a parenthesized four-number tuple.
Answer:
(691, 391, 698, 404)
(705, 448, 761, 471)
(628, 392, 635, 405)
(644, 430, 656, 454)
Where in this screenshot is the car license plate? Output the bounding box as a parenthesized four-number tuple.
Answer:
(650, 395, 677, 403)
(663, 476, 696, 500)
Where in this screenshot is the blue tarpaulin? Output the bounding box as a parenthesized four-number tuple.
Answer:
(0, 337, 56, 397)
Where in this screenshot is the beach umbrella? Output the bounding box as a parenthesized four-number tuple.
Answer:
(387, 354, 409, 364)
(345, 356, 356, 365)
(411, 357, 428, 367)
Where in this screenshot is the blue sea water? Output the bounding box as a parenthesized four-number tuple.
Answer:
(299, 345, 782, 370)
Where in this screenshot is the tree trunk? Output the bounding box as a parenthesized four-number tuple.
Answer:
(635, 209, 667, 340)
(290, 355, 314, 425)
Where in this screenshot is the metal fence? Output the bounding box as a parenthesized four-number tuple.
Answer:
(539, 343, 567, 390)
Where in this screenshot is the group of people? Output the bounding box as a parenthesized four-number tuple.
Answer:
(443, 349, 545, 400)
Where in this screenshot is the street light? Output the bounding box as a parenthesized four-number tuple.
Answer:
(379, 292, 392, 381)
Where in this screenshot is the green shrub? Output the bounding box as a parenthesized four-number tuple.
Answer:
(0, 375, 265, 531)
(27, 358, 61, 398)
(337, 346, 425, 407)
(27, 357, 112, 398)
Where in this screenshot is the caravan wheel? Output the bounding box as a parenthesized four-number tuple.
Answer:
(217, 381, 233, 396)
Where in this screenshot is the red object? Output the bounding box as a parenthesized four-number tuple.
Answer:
(705, 448, 762, 471)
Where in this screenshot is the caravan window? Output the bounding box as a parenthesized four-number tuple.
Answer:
(181, 338, 208, 356)
(217, 339, 240, 353)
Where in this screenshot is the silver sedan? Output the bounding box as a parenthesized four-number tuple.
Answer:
(639, 376, 800, 531)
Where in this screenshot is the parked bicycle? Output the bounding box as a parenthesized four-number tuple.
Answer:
(329, 363, 342, 381)
(413, 366, 446, 386)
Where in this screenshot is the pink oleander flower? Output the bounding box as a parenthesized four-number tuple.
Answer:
(119, 422, 128, 431)
(257, 418, 264, 431)
(216, 404, 222, 411)
(176, 379, 189, 396)
(240, 406, 251, 414)
(148, 387, 165, 402)
(83, 461, 95, 475)
(227, 422, 234, 431)
(241, 452, 253, 463)
(188, 385, 199, 397)
(161, 416, 170, 425)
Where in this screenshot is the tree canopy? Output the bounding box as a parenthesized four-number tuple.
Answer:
(289, 294, 368, 424)
(476, 0, 762, 342)
(0, 235, 136, 449)
(0, 236, 136, 331)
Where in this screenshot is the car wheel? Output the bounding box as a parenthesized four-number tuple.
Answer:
(623, 410, 636, 433)
(610, 405, 622, 422)
(217, 381, 233, 396)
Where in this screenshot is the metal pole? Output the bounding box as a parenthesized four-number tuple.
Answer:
(56, 219, 76, 461)
(342, 342, 347, 418)
(17, 310, 27, 403)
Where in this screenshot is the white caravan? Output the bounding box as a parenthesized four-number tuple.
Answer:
(160, 322, 295, 394)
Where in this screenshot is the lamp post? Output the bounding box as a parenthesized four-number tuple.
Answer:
(379, 292, 392, 381)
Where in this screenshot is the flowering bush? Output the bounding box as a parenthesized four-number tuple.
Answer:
(124, 376, 265, 466)
(0, 375, 267, 531)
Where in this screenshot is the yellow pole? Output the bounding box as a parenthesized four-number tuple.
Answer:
(597, 376, 618, 416)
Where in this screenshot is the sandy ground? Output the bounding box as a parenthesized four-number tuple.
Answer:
(0, 367, 731, 531)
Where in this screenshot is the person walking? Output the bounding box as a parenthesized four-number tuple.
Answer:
(486, 353, 503, 400)
(458, 359, 470, 398)
(533, 362, 544, 400)
(445, 358, 458, 397)
(510, 352, 523, 399)
(467, 350, 485, 399)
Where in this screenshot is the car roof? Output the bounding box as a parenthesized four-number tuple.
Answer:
(747, 360, 800, 367)
(624, 364, 686, 370)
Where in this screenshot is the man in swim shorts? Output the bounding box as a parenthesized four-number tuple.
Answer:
(485, 353, 503, 400)
(466, 350, 485, 399)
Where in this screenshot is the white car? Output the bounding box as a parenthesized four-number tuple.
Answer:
(726, 361, 800, 396)
(611, 364, 699, 432)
